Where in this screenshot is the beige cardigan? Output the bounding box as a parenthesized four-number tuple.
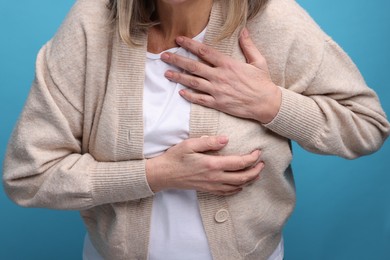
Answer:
(3, 0, 389, 259)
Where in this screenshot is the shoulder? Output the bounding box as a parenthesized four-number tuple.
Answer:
(66, 0, 111, 21)
(41, 0, 113, 112)
(247, 0, 329, 88)
(251, 0, 326, 41)
(47, 0, 113, 61)
(50, 0, 112, 49)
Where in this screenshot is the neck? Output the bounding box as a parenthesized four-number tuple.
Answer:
(148, 0, 213, 53)
(156, 0, 213, 38)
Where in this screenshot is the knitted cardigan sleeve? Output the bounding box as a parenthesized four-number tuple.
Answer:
(3, 0, 154, 210)
(262, 0, 390, 159)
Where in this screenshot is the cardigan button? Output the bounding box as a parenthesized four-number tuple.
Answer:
(215, 209, 229, 223)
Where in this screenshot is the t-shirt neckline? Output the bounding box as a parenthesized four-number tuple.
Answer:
(146, 27, 207, 60)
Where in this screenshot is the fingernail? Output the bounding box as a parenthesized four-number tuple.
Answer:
(218, 136, 229, 144)
(241, 28, 249, 38)
(176, 36, 184, 44)
(165, 71, 173, 79)
(259, 162, 265, 169)
(253, 150, 260, 156)
(161, 52, 170, 60)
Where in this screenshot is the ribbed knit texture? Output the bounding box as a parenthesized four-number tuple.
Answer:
(3, 0, 389, 259)
(116, 29, 147, 161)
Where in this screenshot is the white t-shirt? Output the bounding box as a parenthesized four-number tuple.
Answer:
(145, 29, 213, 260)
(82, 28, 284, 260)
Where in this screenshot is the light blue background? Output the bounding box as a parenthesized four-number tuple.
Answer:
(0, 0, 389, 259)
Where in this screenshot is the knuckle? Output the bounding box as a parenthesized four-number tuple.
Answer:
(238, 175, 249, 185)
(258, 57, 267, 67)
(181, 140, 192, 150)
(205, 159, 217, 171)
(247, 44, 257, 54)
(188, 62, 200, 73)
(246, 155, 258, 166)
(207, 173, 220, 183)
(172, 71, 181, 80)
(215, 73, 232, 87)
(198, 46, 209, 57)
(215, 75, 231, 86)
(189, 78, 200, 88)
(237, 158, 247, 169)
(206, 137, 217, 148)
(223, 60, 235, 71)
(168, 54, 177, 63)
(197, 95, 209, 105)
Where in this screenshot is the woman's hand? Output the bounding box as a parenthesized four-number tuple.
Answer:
(146, 136, 264, 196)
(161, 28, 281, 124)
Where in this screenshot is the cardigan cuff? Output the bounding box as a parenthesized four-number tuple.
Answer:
(264, 87, 325, 146)
(89, 159, 154, 205)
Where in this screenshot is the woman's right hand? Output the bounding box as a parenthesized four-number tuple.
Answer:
(146, 136, 263, 196)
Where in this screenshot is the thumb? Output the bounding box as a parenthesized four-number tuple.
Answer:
(239, 28, 266, 68)
(186, 135, 229, 153)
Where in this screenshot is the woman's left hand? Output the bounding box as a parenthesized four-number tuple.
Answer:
(161, 28, 281, 124)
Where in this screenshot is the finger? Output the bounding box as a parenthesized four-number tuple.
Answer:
(194, 181, 241, 194)
(165, 70, 213, 94)
(213, 150, 261, 171)
(161, 52, 215, 79)
(221, 162, 263, 186)
(183, 135, 229, 153)
(243, 174, 261, 187)
(239, 28, 266, 68)
(213, 188, 243, 196)
(178, 89, 216, 109)
(211, 183, 240, 192)
(175, 36, 228, 67)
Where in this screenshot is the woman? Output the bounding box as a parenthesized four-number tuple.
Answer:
(3, 0, 389, 259)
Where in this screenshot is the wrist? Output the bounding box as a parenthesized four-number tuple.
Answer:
(256, 83, 282, 124)
(146, 158, 165, 193)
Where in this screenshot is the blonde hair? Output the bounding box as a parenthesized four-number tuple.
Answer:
(107, 0, 269, 46)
